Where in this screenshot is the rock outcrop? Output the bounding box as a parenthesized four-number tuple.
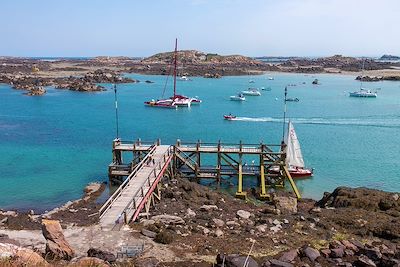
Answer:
(41, 219, 75, 260)
(0, 242, 48, 266)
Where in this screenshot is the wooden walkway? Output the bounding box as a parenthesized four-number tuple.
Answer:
(99, 144, 172, 231)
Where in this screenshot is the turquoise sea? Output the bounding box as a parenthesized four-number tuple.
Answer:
(1, 73, 400, 212)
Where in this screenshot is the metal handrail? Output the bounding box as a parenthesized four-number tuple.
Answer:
(120, 147, 173, 223)
(99, 145, 157, 218)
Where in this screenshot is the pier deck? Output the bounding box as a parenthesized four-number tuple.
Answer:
(99, 144, 172, 230)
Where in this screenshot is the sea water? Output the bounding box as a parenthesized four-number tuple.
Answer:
(1, 73, 399, 212)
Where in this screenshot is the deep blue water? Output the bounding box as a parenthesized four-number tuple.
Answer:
(1, 73, 400, 211)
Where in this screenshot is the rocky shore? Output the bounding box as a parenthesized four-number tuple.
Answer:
(0, 176, 399, 266)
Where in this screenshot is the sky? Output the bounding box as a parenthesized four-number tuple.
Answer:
(0, 0, 399, 57)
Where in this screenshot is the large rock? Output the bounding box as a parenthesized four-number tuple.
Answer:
(236, 210, 251, 219)
(87, 248, 116, 263)
(69, 257, 109, 267)
(317, 187, 400, 212)
(141, 228, 157, 238)
(301, 246, 320, 262)
(0, 242, 48, 266)
(274, 196, 297, 214)
(269, 259, 294, 267)
(278, 249, 298, 263)
(41, 219, 75, 260)
(216, 253, 259, 267)
(151, 214, 185, 225)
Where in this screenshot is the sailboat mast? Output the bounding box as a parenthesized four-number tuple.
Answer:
(360, 57, 365, 90)
(282, 86, 288, 142)
(173, 38, 178, 98)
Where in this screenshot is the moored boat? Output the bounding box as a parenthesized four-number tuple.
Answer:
(144, 39, 201, 108)
(349, 89, 377, 98)
(241, 88, 261, 96)
(230, 93, 246, 101)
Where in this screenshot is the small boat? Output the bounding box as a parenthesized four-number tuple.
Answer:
(224, 114, 236, 120)
(268, 77, 274, 80)
(261, 87, 272, 91)
(230, 93, 246, 101)
(191, 96, 202, 104)
(349, 89, 377, 98)
(270, 121, 313, 178)
(179, 75, 190, 81)
(312, 79, 319, 85)
(286, 97, 299, 102)
(241, 88, 261, 96)
(249, 80, 255, 83)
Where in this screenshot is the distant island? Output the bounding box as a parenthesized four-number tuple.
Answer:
(1, 52, 400, 96)
(379, 54, 400, 60)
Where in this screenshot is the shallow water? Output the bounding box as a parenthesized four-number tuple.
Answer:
(1, 72, 399, 211)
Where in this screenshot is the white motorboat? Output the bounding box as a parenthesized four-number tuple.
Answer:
(230, 93, 246, 101)
(241, 88, 261, 96)
(268, 77, 274, 80)
(179, 75, 189, 81)
(349, 89, 377, 98)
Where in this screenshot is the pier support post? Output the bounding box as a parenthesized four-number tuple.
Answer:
(236, 164, 246, 199)
(259, 165, 269, 200)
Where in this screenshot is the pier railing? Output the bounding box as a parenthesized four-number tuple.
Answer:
(99, 144, 157, 219)
(118, 146, 173, 224)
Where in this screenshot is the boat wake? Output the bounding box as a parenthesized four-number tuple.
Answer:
(231, 116, 400, 128)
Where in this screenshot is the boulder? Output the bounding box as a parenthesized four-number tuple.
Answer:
(216, 253, 259, 267)
(331, 247, 344, 258)
(274, 196, 297, 214)
(141, 228, 157, 238)
(341, 240, 358, 251)
(214, 229, 224, 237)
(87, 248, 116, 263)
(186, 208, 196, 217)
(302, 246, 320, 262)
(200, 205, 218, 211)
(278, 249, 298, 263)
(0, 242, 48, 266)
(154, 230, 174, 244)
(69, 257, 109, 267)
(41, 219, 74, 260)
(151, 214, 185, 225)
(256, 224, 268, 233)
(236, 210, 251, 219)
(212, 218, 225, 227)
(269, 259, 294, 267)
(354, 255, 376, 267)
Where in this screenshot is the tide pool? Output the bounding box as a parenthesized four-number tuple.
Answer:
(1, 72, 400, 211)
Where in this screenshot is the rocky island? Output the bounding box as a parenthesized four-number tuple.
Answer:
(1, 53, 400, 96)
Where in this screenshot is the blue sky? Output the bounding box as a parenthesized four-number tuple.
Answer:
(1, 0, 399, 57)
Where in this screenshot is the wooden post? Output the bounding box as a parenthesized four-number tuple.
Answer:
(217, 140, 222, 188)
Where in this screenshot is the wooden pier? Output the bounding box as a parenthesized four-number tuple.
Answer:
(99, 138, 300, 230)
(99, 141, 173, 230)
